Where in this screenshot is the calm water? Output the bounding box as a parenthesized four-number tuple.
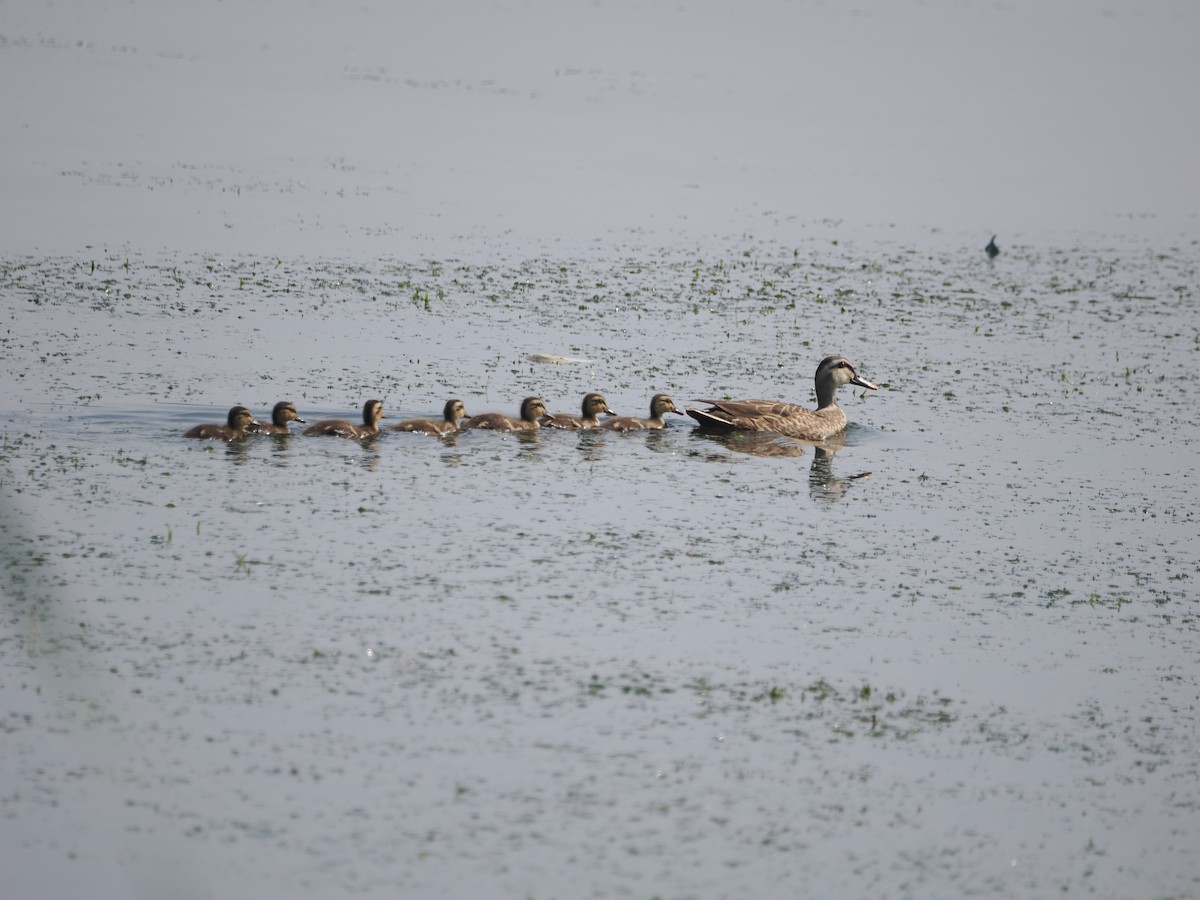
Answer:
(2, 1, 1199, 899)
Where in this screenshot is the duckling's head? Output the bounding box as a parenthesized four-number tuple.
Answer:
(520, 396, 548, 422)
(817, 356, 878, 392)
(444, 399, 467, 424)
(650, 393, 683, 417)
(582, 392, 615, 417)
(272, 401, 305, 426)
(362, 399, 385, 425)
(228, 406, 258, 430)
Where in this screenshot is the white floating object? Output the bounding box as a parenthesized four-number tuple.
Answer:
(527, 353, 593, 365)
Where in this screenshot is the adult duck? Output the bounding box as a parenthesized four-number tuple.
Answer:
(686, 356, 877, 440)
(302, 399, 386, 439)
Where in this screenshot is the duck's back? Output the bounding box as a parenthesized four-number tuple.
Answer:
(303, 418, 360, 438)
(184, 423, 236, 440)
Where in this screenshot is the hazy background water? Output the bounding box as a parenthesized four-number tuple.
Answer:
(2, 0, 1197, 257)
(2, 2, 1199, 899)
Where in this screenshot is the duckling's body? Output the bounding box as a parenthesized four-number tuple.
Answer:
(462, 397, 550, 432)
(686, 356, 878, 440)
(542, 392, 616, 429)
(303, 399, 386, 439)
(184, 406, 259, 441)
(248, 401, 306, 435)
(390, 399, 467, 436)
(600, 393, 684, 431)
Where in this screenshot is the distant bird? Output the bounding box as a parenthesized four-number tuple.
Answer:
(985, 235, 1000, 259)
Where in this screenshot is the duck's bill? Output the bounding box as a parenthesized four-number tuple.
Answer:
(851, 375, 879, 391)
(295, 417, 307, 424)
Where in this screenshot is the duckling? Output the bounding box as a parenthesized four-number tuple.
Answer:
(390, 399, 467, 436)
(542, 392, 616, 429)
(462, 396, 550, 432)
(184, 406, 259, 441)
(247, 401, 306, 435)
(686, 356, 878, 440)
(599, 393, 685, 431)
(302, 399, 386, 439)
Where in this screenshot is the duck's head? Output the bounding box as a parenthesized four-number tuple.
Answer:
(817, 356, 878, 392)
(650, 393, 683, 417)
(362, 399, 385, 425)
(520, 396, 548, 422)
(583, 392, 616, 418)
(444, 399, 467, 424)
(228, 406, 259, 430)
(272, 401, 305, 426)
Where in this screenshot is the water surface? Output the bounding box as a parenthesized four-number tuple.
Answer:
(2, 1, 1198, 898)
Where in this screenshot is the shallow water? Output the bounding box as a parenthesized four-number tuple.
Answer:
(2, 235, 1198, 899)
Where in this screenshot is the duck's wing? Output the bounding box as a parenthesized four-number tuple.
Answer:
(696, 399, 810, 418)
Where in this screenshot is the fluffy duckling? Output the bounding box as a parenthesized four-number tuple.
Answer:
(542, 392, 616, 429)
(302, 399, 386, 439)
(686, 356, 877, 441)
(390, 399, 467, 436)
(184, 406, 259, 441)
(462, 396, 550, 432)
(600, 393, 685, 431)
(247, 401, 306, 435)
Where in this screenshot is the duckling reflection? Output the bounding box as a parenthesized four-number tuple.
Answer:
(303, 400, 385, 439)
(542, 392, 615, 429)
(390, 399, 467, 436)
(462, 396, 549, 432)
(248, 401, 306, 435)
(183, 406, 258, 441)
(574, 428, 610, 462)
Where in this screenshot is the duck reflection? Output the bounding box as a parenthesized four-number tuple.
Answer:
(687, 430, 871, 502)
(807, 439, 872, 503)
